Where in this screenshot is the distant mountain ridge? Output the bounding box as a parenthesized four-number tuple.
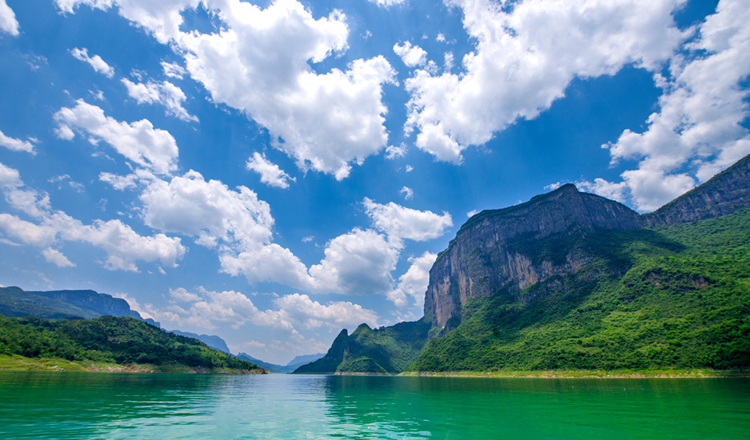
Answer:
(169, 330, 231, 353)
(237, 352, 325, 373)
(0, 286, 159, 327)
(642, 154, 750, 227)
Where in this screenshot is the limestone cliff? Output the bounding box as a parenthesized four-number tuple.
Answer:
(643, 154, 750, 226)
(424, 184, 641, 333)
(424, 154, 750, 336)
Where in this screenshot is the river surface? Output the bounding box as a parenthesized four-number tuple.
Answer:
(0, 372, 748, 439)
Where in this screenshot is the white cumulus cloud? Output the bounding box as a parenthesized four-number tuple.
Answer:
(56, 0, 398, 180)
(0, 129, 36, 154)
(70, 47, 115, 77)
(0, 0, 19, 36)
(0, 162, 185, 271)
(146, 287, 379, 332)
(246, 152, 295, 189)
(404, 0, 689, 163)
(42, 247, 76, 268)
(386, 251, 436, 308)
(309, 228, 399, 296)
(394, 41, 428, 68)
(363, 197, 453, 242)
(592, 0, 750, 212)
(122, 78, 198, 122)
(54, 100, 179, 175)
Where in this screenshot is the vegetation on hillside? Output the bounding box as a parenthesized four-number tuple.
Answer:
(0, 315, 265, 373)
(294, 319, 431, 374)
(408, 209, 750, 372)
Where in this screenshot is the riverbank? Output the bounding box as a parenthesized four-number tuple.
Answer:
(400, 369, 749, 378)
(0, 354, 268, 374)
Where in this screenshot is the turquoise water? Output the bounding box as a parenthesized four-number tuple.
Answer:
(0, 373, 748, 439)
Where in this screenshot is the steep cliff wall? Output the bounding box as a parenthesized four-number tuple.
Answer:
(643, 154, 750, 227)
(424, 184, 641, 332)
(424, 154, 750, 335)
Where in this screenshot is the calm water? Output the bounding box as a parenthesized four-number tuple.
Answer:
(0, 373, 748, 439)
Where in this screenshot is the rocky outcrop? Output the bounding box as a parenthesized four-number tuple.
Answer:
(294, 320, 430, 374)
(643, 154, 750, 226)
(424, 154, 750, 335)
(424, 184, 641, 332)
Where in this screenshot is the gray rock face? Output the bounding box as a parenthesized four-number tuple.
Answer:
(424, 184, 641, 332)
(423, 154, 750, 336)
(643, 154, 750, 227)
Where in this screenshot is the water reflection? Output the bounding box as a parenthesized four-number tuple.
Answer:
(1, 372, 749, 439)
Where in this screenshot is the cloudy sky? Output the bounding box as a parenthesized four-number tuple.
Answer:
(0, 0, 747, 364)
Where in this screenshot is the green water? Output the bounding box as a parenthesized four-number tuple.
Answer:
(0, 373, 748, 439)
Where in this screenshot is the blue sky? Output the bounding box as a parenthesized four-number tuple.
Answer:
(0, 0, 747, 364)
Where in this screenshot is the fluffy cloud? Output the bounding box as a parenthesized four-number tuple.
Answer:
(57, 0, 397, 180)
(273, 293, 379, 329)
(309, 228, 399, 296)
(404, 0, 688, 163)
(135, 169, 314, 288)
(386, 251, 436, 308)
(246, 152, 295, 189)
(42, 247, 76, 268)
(590, 0, 750, 211)
(0, 162, 185, 271)
(122, 78, 198, 122)
(0, 129, 36, 154)
(179, 1, 397, 180)
(139, 170, 274, 248)
(0, 0, 19, 36)
(54, 100, 179, 174)
(394, 41, 428, 68)
(70, 47, 115, 77)
(149, 287, 378, 332)
(219, 244, 314, 291)
(363, 197, 453, 242)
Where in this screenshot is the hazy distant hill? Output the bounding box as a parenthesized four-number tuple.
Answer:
(310, 154, 750, 374)
(286, 353, 325, 370)
(169, 330, 230, 353)
(236, 352, 325, 373)
(0, 287, 159, 327)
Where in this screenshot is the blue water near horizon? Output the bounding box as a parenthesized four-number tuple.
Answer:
(0, 372, 748, 439)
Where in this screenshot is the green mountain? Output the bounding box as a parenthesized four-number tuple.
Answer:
(307, 154, 750, 374)
(0, 315, 267, 374)
(294, 320, 430, 374)
(0, 286, 159, 327)
(410, 208, 750, 372)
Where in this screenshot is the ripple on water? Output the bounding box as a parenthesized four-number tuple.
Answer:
(0, 373, 749, 439)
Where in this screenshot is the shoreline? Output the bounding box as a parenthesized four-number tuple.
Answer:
(400, 369, 750, 379)
(0, 354, 268, 375)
